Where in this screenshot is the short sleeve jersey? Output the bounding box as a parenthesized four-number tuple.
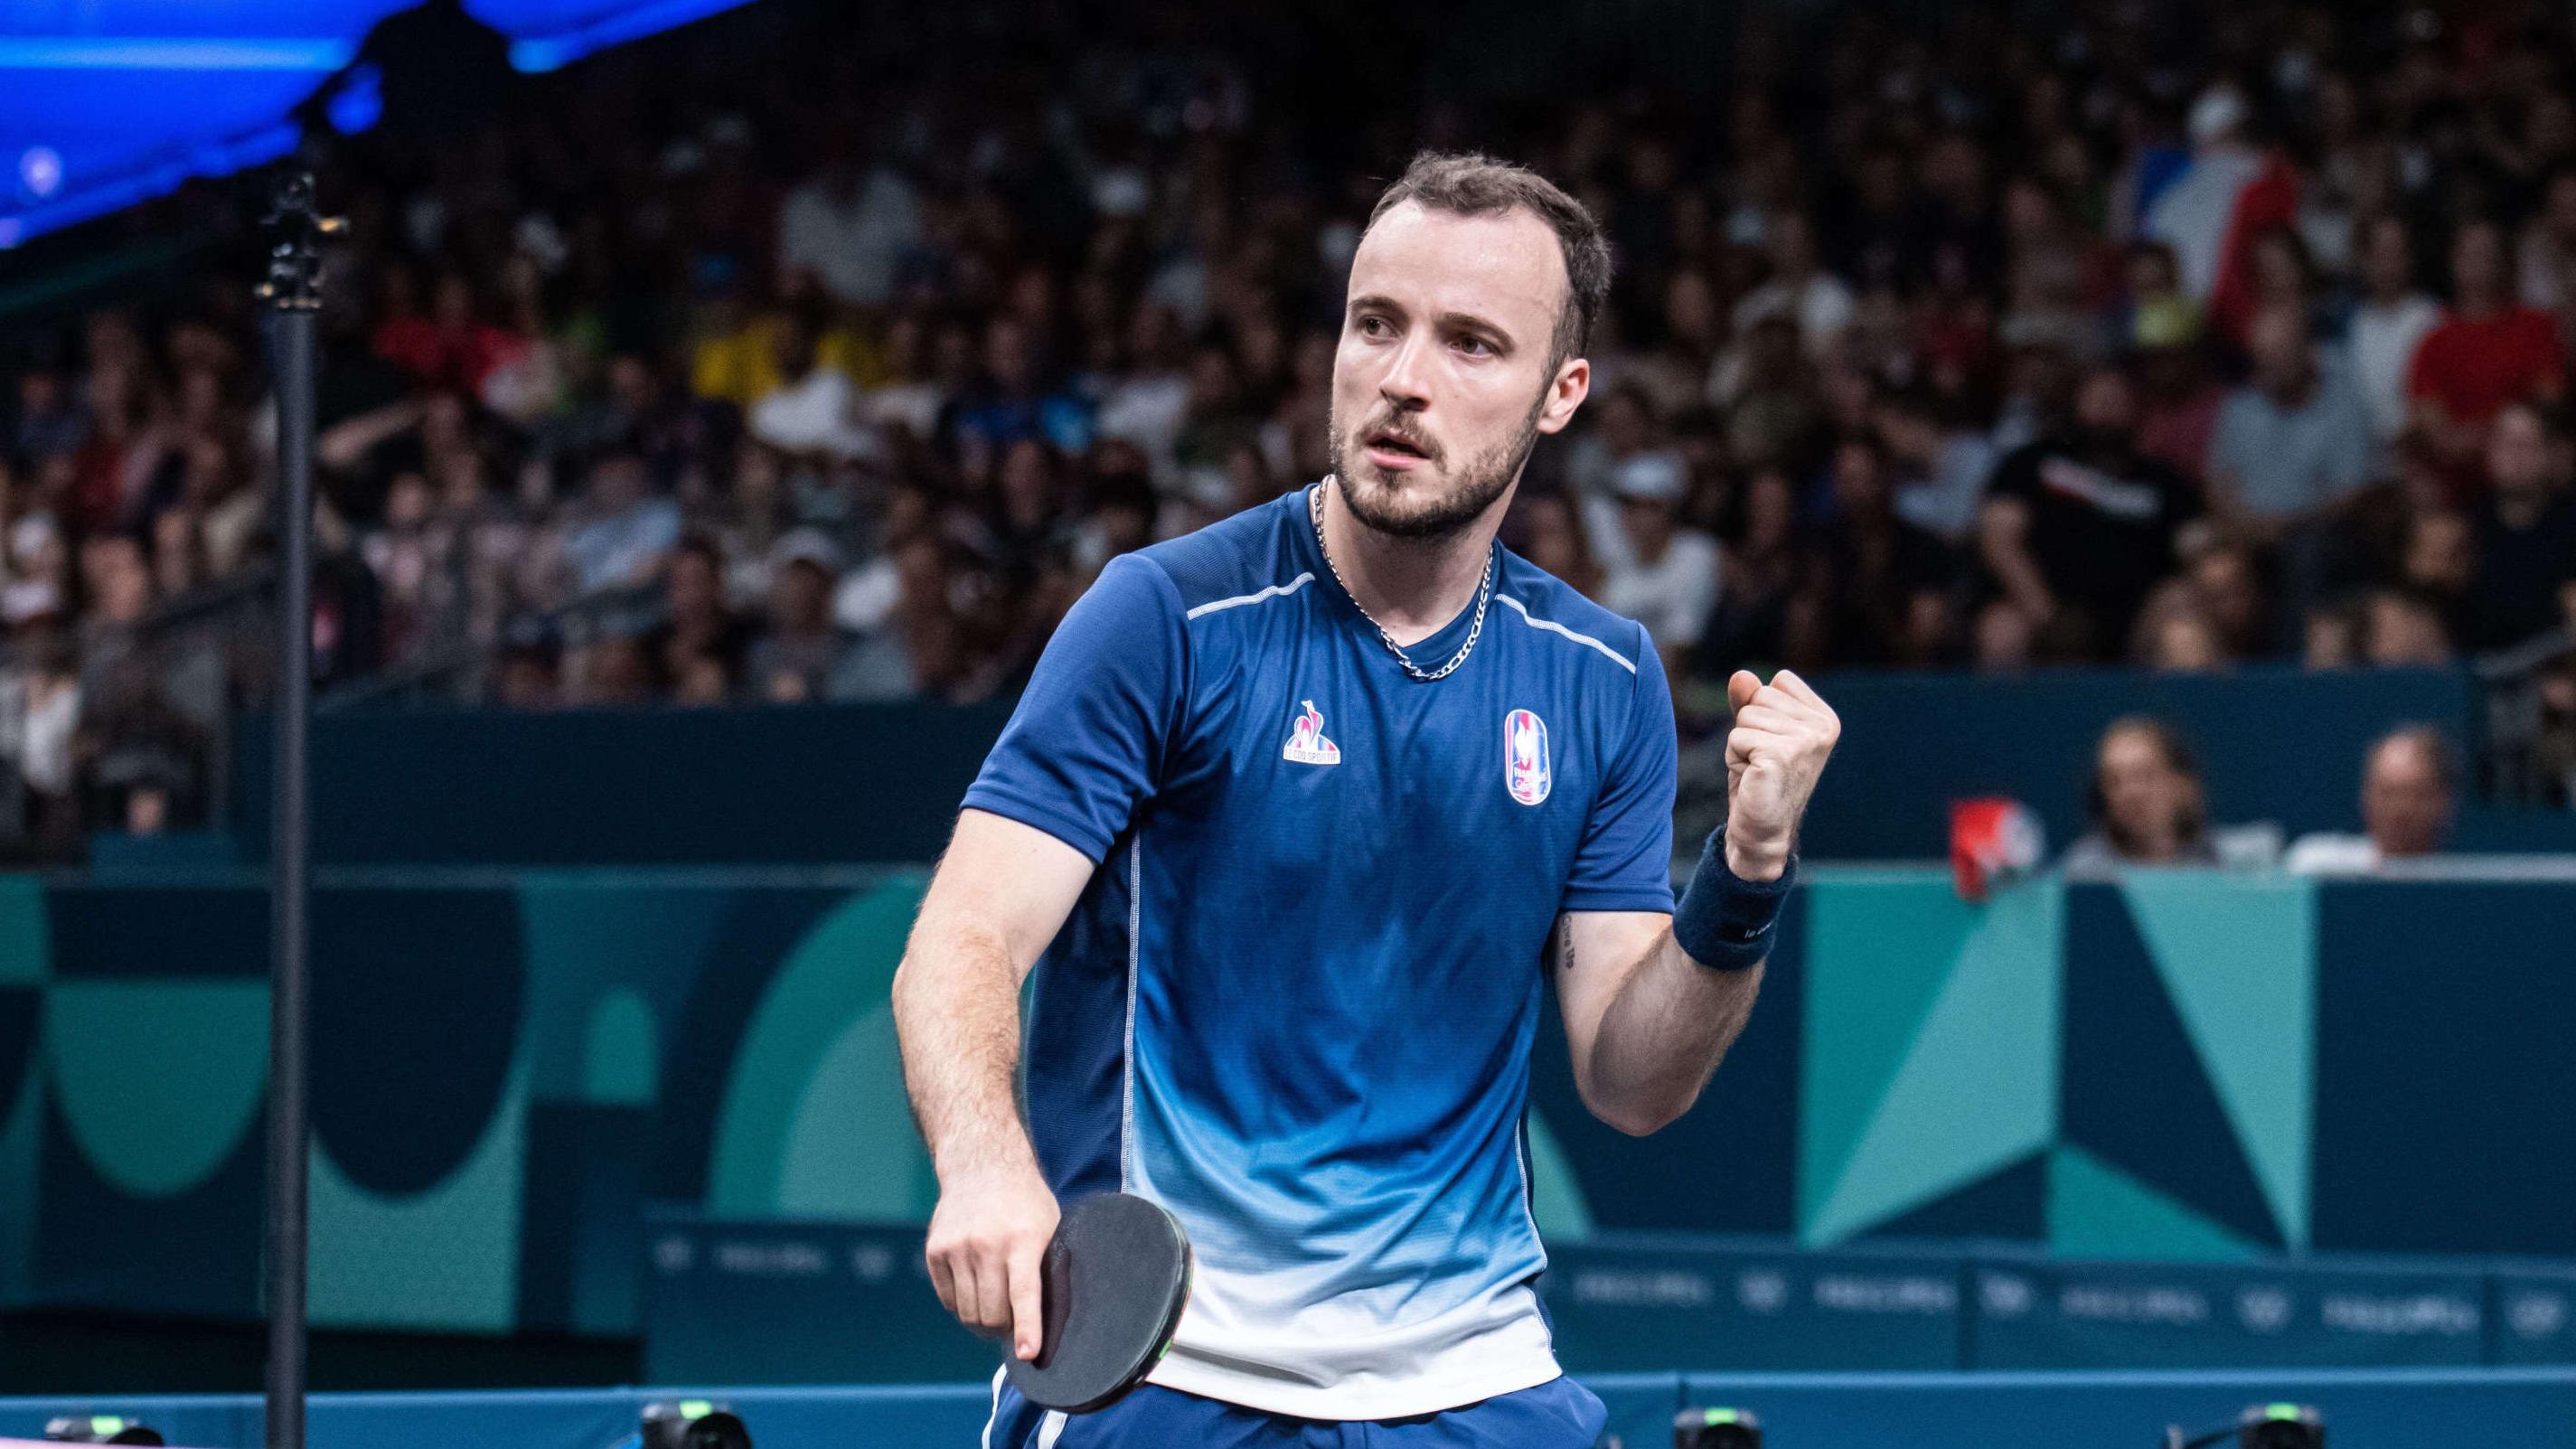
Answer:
(962, 485, 1678, 1419)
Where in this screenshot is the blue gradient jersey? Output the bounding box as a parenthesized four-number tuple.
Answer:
(961, 485, 1678, 1419)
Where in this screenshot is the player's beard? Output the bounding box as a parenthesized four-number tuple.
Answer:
(1329, 381, 1550, 541)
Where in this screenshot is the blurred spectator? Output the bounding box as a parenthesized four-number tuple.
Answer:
(2304, 600, 2361, 672)
(2187, 539, 2267, 661)
(2285, 727, 2459, 875)
(1999, 174, 2112, 356)
(642, 535, 751, 700)
(4, 507, 69, 627)
(2207, 305, 2372, 633)
(2061, 717, 2217, 879)
(1509, 493, 1603, 601)
(562, 447, 681, 596)
(743, 529, 849, 702)
(2208, 307, 2371, 544)
(569, 632, 655, 707)
(1093, 307, 1192, 479)
(11, 361, 83, 461)
(2120, 240, 2203, 355)
(362, 470, 440, 662)
(1875, 387, 1993, 545)
(2348, 216, 2442, 457)
(1561, 385, 1657, 497)
(2408, 219, 2564, 491)
(2133, 328, 2227, 479)
(1732, 212, 1853, 360)
(1799, 434, 1956, 669)
(76, 532, 205, 832)
(1067, 464, 1158, 583)
(2400, 505, 2475, 623)
(376, 270, 515, 396)
(494, 632, 560, 710)
(777, 138, 922, 310)
(2521, 166, 2576, 311)
(1979, 364, 2201, 660)
(1716, 314, 1817, 469)
(307, 548, 386, 688)
(2362, 588, 2456, 668)
(3, 618, 81, 854)
(1699, 466, 1803, 675)
(2139, 600, 2225, 673)
(1971, 594, 2038, 674)
(2134, 538, 2266, 672)
(2464, 400, 2576, 651)
(555, 354, 696, 482)
(747, 309, 871, 461)
(950, 317, 1094, 461)
(832, 533, 954, 702)
(1583, 452, 1717, 667)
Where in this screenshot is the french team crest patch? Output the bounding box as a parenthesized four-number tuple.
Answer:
(1283, 700, 1341, 765)
(1504, 709, 1551, 804)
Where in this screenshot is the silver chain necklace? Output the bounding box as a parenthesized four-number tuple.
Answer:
(1309, 479, 1496, 683)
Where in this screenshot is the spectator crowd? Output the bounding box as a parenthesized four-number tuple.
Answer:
(12, 0, 2576, 843)
(2064, 715, 2461, 876)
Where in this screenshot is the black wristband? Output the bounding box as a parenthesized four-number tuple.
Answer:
(1673, 831, 1797, 972)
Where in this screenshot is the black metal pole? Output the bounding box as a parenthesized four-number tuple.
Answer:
(263, 239, 318, 1449)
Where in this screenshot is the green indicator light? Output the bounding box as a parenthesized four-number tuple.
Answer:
(1705, 1408, 1740, 1425)
(2266, 1405, 2303, 1422)
(680, 1399, 714, 1419)
(92, 1418, 126, 1435)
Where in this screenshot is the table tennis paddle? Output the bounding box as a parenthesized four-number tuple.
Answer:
(1002, 1190, 1192, 1414)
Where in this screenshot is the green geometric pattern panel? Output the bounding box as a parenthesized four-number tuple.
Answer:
(0, 875, 48, 985)
(709, 880, 929, 1216)
(308, 1060, 531, 1331)
(1, 865, 2494, 1339)
(2118, 874, 2316, 1249)
(517, 879, 734, 1103)
(773, 1002, 927, 1219)
(2048, 1143, 2260, 1261)
(1802, 875, 2063, 1244)
(1798, 872, 1981, 1230)
(47, 981, 268, 1199)
(580, 988, 657, 1107)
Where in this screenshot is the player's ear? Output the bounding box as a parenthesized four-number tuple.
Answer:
(1535, 356, 1589, 436)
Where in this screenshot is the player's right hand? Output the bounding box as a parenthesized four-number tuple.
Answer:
(925, 1162, 1061, 1361)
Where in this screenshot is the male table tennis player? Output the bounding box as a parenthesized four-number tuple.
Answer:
(892, 152, 1839, 1446)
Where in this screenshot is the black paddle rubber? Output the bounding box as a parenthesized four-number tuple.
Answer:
(1003, 1191, 1193, 1414)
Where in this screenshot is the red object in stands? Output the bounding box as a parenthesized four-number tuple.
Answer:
(1950, 797, 2044, 903)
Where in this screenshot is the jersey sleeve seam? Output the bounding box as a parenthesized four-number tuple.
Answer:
(1131, 554, 1196, 776)
(1620, 617, 1654, 763)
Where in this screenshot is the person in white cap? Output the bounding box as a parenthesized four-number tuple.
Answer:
(1581, 450, 1719, 667)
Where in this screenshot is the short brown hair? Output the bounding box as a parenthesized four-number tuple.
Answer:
(1367, 151, 1612, 371)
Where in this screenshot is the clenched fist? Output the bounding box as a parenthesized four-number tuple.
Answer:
(1723, 669, 1840, 880)
(924, 1161, 1060, 1360)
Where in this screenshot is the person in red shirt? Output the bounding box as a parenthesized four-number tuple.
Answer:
(373, 270, 514, 396)
(2409, 218, 2565, 494)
